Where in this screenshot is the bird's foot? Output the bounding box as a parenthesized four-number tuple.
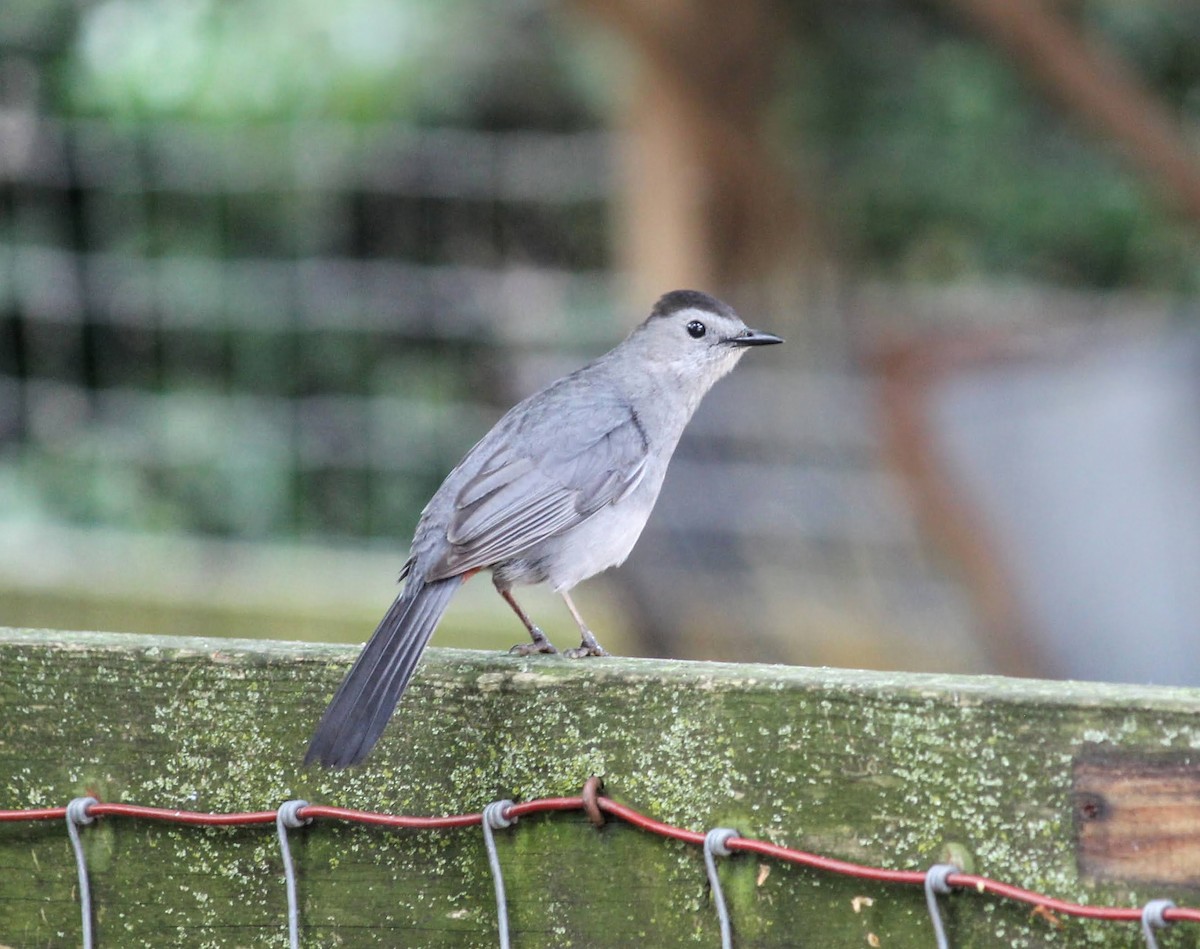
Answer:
(558, 593, 608, 659)
(564, 630, 609, 659)
(564, 643, 609, 659)
(509, 627, 558, 656)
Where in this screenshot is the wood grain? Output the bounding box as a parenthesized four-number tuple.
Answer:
(1076, 752, 1200, 885)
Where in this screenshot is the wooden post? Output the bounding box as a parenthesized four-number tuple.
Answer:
(578, 0, 819, 320)
(2, 627, 1200, 945)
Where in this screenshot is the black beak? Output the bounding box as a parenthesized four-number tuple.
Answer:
(728, 328, 784, 346)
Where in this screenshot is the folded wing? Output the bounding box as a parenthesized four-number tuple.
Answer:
(426, 387, 650, 579)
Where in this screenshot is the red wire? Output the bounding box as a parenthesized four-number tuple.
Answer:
(297, 804, 480, 829)
(89, 803, 278, 825)
(596, 796, 706, 846)
(2, 793, 1196, 927)
(729, 836, 925, 886)
(508, 796, 588, 818)
(0, 807, 68, 821)
(945, 874, 1200, 924)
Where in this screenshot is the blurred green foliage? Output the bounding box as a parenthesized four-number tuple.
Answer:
(55, 0, 1200, 289)
(0, 0, 614, 540)
(784, 0, 1200, 290)
(64, 0, 607, 128)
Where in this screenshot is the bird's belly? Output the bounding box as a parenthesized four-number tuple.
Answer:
(500, 493, 656, 593)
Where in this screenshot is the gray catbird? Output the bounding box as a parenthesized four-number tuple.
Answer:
(306, 289, 782, 767)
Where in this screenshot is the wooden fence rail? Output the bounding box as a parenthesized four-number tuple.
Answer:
(1, 627, 1199, 947)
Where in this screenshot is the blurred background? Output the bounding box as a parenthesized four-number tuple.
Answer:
(3, 0, 1200, 684)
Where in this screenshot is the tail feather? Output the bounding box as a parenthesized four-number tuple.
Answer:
(305, 576, 463, 768)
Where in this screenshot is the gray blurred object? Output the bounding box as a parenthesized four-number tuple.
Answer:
(929, 328, 1200, 686)
(617, 359, 984, 673)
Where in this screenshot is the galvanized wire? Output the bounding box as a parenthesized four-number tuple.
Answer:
(276, 800, 312, 949)
(482, 800, 517, 949)
(1142, 899, 1176, 949)
(924, 863, 958, 949)
(65, 797, 99, 949)
(703, 828, 740, 949)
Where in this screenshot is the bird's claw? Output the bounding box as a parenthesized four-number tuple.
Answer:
(509, 640, 558, 656)
(509, 627, 558, 656)
(564, 643, 609, 659)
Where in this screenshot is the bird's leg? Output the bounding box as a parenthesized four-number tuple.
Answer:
(497, 587, 559, 655)
(560, 590, 609, 659)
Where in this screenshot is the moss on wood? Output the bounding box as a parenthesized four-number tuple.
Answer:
(1, 628, 1199, 946)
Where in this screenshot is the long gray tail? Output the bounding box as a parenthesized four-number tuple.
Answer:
(305, 575, 463, 768)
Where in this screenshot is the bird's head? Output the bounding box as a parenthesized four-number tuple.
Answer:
(630, 289, 782, 387)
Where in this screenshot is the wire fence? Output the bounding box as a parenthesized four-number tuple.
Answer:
(1, 4, 615, 545)
(1, 112, 616, 542)
(2, 776, 1194, 949)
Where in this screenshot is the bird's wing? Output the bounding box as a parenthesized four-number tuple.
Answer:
(426, 386, 650, 579)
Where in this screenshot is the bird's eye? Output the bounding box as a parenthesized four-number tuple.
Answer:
(686, 320, 706, 339)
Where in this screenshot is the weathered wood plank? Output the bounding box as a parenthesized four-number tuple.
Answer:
(1075, 752, 1200, 885)
(1, 627, 1200, 947)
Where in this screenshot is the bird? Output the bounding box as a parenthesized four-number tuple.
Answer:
(305, 289, 782, 767)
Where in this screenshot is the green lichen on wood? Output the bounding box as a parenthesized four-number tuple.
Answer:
(1, 627, 1199, 946)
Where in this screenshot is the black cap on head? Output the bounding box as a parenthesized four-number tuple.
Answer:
(650, 289, 738, 321)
